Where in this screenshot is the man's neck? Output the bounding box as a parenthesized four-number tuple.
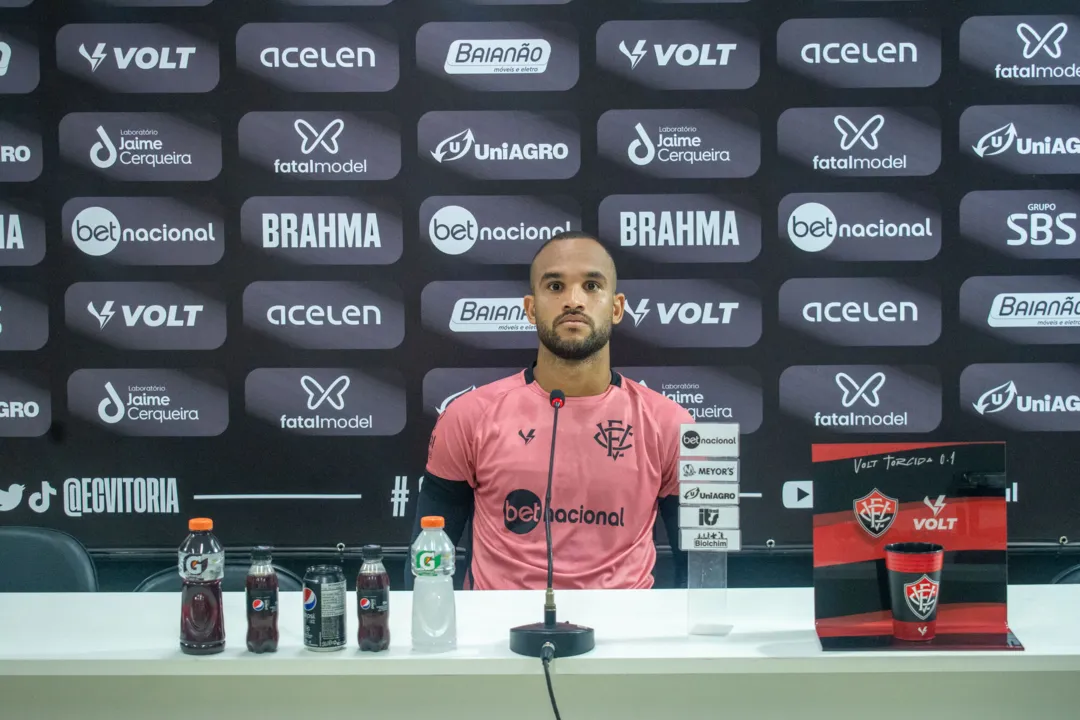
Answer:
(532, 346, 611, 397)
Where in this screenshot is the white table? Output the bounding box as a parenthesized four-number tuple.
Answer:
(2, 586, 1079, 720)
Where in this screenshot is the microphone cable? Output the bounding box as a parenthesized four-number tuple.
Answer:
(540, 642, 562, 720)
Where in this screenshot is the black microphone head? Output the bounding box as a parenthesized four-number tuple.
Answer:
(549, 389, 565, 409)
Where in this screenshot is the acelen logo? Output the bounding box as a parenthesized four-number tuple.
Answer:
(962, 105, 1080, 174)
(0, 201, 45, 267)
(778, 17, 941, 88)
(962, 363, 1080, 432)
(596, 19, 759, 90)
(236, 22, 399, 92)
(960, 16, 1080, 85)
(961, 276, 1080, 345)
(57, 23, 219, 93)
(780, 192, 941, 261)
(778, 106, 941, 177)
(779, 277, 941, 347)
(618, 279, 762, 348)
(960, 190, 1080, 260)
(598, 193, 761, 264)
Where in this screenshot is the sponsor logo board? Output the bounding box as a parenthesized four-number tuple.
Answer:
(960, 275, 1080, 344)
(0, 283, 48, 350)
(616, 366, 762, 433)
(0, 116, 42, 182)
(677, 504, 739, 527)
(619, 279, 762, 348)
(0, 27, 39, 93)
(961, 105, 1080, 174)
(0, 201, 45, 266)
(421, 280, 532, 349)
(0, 370, 50, 437)
(961, 16, 1080, 85)
(960, 190, 1080, 260)
(679, 529, 741, 552)
(679, 422, 739, 457)
(422, 367, 522, 418)
(961, 363, 1080, 431)
(678, 484, 739, 509)
(678, 460, 739, 483)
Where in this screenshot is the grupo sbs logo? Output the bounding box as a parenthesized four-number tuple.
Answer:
(0, 116, 42, 182)
(236, 22, 399, 92)
(596, 19, 758, 90)
(960, 275, 1080, 344)
(961, 16, 1080, 85)
(0, 283, 48, 351)
(56, 23, 219, 93)
(417, 21, 578, 91)
(619, 279, 762, 348)
(419, 111, 579, 180)
(67, 368, 228, 436)
(616, 365, 763, 433)
(0, 201, 45, 267)
(780, 365, 942, 433)
(422, 367, 520, 418)
(779, 277, 941, 346)
(63, 197, 223, 266)
(598, 194, 760, 264)
(421, 280, 533, 349)
(59, 112, 221, 181)
(960, 190, 1080, 260)
(962, 363, 1080, 431)
(778, 18, 941, 88)
(780, 192, 941, 261)
(239, 111, 401, 181)
(0, 370, 50, 437)
(241, 196, 402, 266)
(598, 109, 760, 178)
(245, 367, 406, 436)
(242, 280, 405, 349)
(962, 105, 1080, 174)
(64, 281, 227, 350)
(0, 27, 40, 94)
(778, 106, 940, 176)
(420, 195, 580, 264)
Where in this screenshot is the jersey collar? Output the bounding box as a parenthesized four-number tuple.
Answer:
(523, 363, 622, 388)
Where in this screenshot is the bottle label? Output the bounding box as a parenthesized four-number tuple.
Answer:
(414, 550, 444, 575)
(247, 589, 278, 614)
(358, 589, 388, 614)
(179, 551, 224, 581)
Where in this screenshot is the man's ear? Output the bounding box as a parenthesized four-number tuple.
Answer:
(524, 294, 537, 324)
(611, 292, 626, 325)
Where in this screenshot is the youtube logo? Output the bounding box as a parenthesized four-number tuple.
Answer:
(782, 480, 813, 509)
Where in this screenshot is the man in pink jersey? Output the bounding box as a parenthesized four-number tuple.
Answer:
(408, 231, 693, 590)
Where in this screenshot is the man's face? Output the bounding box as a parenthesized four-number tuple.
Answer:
(525, 238, 624, 361)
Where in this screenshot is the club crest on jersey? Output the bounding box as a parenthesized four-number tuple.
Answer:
(594, 419, 634, 461)
(904, 574, 940, 620)
(853, 488, 898, 538)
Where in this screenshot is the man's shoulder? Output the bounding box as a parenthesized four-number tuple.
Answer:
(438, 370, 529, 422)
(619, 374, 695, 425)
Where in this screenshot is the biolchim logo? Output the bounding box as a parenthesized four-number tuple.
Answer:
(0, 27, 40, 94)
(242, 280, 405, 350)
(598, 109, 759, 179)
(245, 367, 406, 436)
(0, 201, 45, 267)
(960, 190, 1080, 260)
(962, 105, 1080, 174)
(598, 193, 761, 264)
(236, 22, 399, 92)
(238, 111, 401, 181)
(778, 18, 941, 88)
(420, 195, 579, 264)
(0, 116, 42, 182)
(422, 367, 519, 418)
(0, 283, 48, 351)
(596, 19, 758, 90)
(961, 363, 1080, 431)
(417, 22, 578, 92)
(779, 277, 941, 346)
(241, 196, 402, 266)
(617, 365, 763, 433)
(780, 192, 941, 261)
(419, 111, 580, 180)
(57, 23, 219, 93)
(778, 107, 940, 177)
(619, 279, 761, 348)
(961, 16, 1080, 86)
(960, 275, 1080, 345)
(779, 365, 942, 434)
(0, 370, 50, 437)
(63, 197, 223, 266)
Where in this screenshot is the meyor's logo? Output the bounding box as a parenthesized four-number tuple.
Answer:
(68, 369, 228, 436)
(959, 190, 1080, 260)
(65, 199, 222, 266)
(962, 105, 1080, 174)
(620, 365, 762, 433)
(0, 205, 45, 267)
(962, 363, 1080, 431)
(779, 365, 942, 434)
(778, 18, 941, 88)
(503, 488, 624, 535)
(618, 279, 762, 348)
(421, 196, 578, 263)
(236, 22, 398, 92)
(0, 28, 40, 94)
(961, 17, 1080, 85)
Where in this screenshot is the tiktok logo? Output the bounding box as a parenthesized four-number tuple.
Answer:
(30, 481, 56, 513)
(98, 382, 125, 424)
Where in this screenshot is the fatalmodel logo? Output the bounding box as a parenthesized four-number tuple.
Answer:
(0, 28, 40, 94)
(421, 195, 578, 263)
(779, 107, 940, 177)
(0, 371, 50, 437)
(68, 369, 228, 436)
(245, 368, 406, 436)
(619, 365, 763, 432)
(0, 203, 45, 267)
(959, 190, 1080, 260)
(236, 22, 398, 92)
(961, 16, 1080, 85)
(780, 192, 940, 261)
(962, 363, 1080, 431)
(778, 18, 941, 88)
(780, 365, 942, 433)
(779, 277, 941, 347)
(64, 198, 222, 266)
(961, 105, 1080, 173)
(596, 20, 758, 90)
(419, 111, 579, 180)
(618, 279, 761, 348)
(241, 196, 402, 266)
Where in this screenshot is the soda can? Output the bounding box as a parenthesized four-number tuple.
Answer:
(302, 564, 347, 652)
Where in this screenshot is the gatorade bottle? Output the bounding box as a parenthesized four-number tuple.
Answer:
(410, 516, 457, 653)
(179, 518, 225, 655)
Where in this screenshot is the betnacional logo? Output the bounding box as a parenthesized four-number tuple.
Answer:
(0, 202, 45, 267)
(961, 363, 1080, 431)
(853, 488, 897, 538)
(960, 190, 1080, 260)
(778, 106, 941, 177)
(960, 16, 1080, 85)
(961, 105, 1080, 174)
(503, 488, 624, 535)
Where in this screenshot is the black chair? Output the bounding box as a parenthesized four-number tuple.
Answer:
(0, 526, 98, 592)
(135, 561, 304, 592)
(1050, 564, 1080, 584)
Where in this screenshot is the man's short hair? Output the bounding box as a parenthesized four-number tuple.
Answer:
(529, 231, 617, 291)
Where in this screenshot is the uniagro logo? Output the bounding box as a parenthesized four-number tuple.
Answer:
(962, 105, 1080, 173)
(960, 16, 1080, 85)
(959, 190, 1080, 260)
(961, 363, 1080, 431)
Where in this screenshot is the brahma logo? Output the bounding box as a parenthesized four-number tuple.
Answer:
(445, 38, 551, 74)
(853, 488, 897, 538)
(904, 575, 939, 620)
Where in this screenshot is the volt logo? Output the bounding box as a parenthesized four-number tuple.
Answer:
(924, 494, 946, 517)
(431, 129, 474, 163)
(622, 299, 738, 327)
(295, 118, 343, 155)
(835, 114, 884, 151)
(86, 301, 204, 329)
(77, 43, 197, 72)
(301, 374, 349, 411)
(914, 494, 959, 533)
(80, 43, 107, 72)
(1018, 22, 1068, 59)
(836, 371, 885, 408)
(617, 40, 736, 69)
(619, 40, 647, 69)
(87, 301, 114, 329)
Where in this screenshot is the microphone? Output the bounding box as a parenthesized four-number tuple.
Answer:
(509, 389, 596, 659)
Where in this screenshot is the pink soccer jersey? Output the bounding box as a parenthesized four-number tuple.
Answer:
(426, 367, 693, 590)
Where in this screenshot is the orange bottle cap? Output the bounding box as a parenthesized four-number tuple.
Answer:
(188, 517, 213, 531)
(420, 516, 445, 529)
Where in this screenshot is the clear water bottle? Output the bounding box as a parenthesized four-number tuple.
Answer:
(179, 517, 225, 655)
(410, 515, 457, 653)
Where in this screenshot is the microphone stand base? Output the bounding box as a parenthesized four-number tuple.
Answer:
(509, 622, 595, 658)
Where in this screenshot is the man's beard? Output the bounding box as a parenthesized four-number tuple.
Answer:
(536, 316, 611, 361)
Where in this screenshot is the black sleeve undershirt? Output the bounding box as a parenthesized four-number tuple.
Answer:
(403, 473, 474, 590)
(658, 495, 688, 589)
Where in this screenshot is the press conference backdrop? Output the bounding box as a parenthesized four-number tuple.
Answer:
(0, 0, 1077, 552)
